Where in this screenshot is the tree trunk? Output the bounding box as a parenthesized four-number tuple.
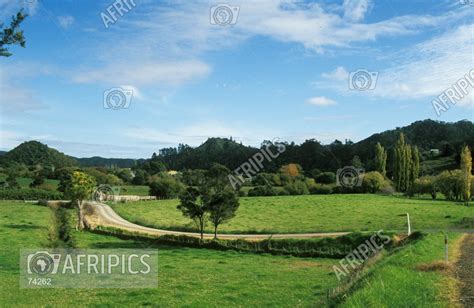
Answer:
(200, 219, 204, 240)
(76, 200, 85, 231)
(214, 225, 218, 240)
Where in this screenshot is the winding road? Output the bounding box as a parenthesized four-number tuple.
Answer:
(83, 201, 350, 240)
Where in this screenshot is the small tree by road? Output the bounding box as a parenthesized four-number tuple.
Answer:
(177, 187, 210, 239)
(208, 189, 240, 239)
(64, 171, 96, 230)
(461, 145, 472, 206)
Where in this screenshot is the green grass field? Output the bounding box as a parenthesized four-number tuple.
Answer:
(111, 194, 474, 234)
(0, 201, 340, 306)
(342, 232, 462, 307)
(118, 185, 150, 196)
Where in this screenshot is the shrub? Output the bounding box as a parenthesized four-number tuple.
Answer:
(309, 183, 333, 194)
(314, 172, 336, 184)
(435, 170, 463, 201)
(409, 176, 437, 199)
(361, 171, 385, 193)
(248, 185, 277, 197)
(48, 207, 75, 248)
(283, 180, 309, 195)
(0, 188, 63, 200)
(149, 176, 184, 199)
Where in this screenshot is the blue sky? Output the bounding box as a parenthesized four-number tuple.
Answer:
(0, 0, 473, 158)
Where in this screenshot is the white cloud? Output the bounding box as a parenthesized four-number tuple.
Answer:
(322, 66, 349, 81)
(316, 24, 474, 108)
(57, 15, 74, 29)
(343, 0, 372, 22)
(71, 60, 211, 87)
(306, 96, 337, 106)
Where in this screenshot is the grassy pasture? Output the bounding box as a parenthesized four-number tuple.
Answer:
(0, 201, 340, 306)
(112, 194, 474, 234)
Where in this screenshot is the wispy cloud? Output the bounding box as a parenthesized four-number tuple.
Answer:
(57, 15, 74, 29)
(306, 96, 337, 106)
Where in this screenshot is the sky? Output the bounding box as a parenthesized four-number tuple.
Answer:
(0, 0, 473, 158)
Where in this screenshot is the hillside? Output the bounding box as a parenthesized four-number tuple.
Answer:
(77, 156, 142, 168)
(0, 141, 77, 168)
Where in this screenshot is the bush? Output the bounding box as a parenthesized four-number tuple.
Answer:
(283, 180, 309, 195)
(435, 170, 463, 201)
(248, 185, 278, 197)
(309, 183, 333, 194)
(361, 171, 385, 193)
(149, 176, 184, 199)
(409, 176, 437, 199)
(0, 188, 63, 200)
(48, 207, 75, 248)
(314, 172, 336, 184)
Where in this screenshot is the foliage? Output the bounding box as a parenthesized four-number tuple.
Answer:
(177, 187, 210, 239)
(374, 142, 387, 176)
(361, 171, 386, 193)
(314, 172, 336, 184)
(308, 183, 333, 195)
(408, 176, 438, 199)
(280, 163, 303, 178)
(460, 145, 472, 205)
(64, 171, 96, 230)
(248, 184, 278, 196)
(0, 188, 62, 200)
(435, 170, 463, 201)
(29, 174, 45, 188)
(148, 175, 184, 199)
(207, 189, 240, 238)
(48, 207, 75, 248)
(0, 10, 27, 57)
(283, 179, 309, 195)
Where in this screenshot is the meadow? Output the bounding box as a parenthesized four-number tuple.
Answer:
(112, 194, 474, 234)
(0, 201, 340, 306)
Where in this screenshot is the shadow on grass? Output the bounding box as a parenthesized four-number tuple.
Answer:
(4, 223, 44, 230)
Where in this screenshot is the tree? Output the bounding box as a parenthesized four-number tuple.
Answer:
(374, 143, 387, 176)
(177, 187, 209, 239)
(1, 10, 27, 57)
(149, 175, 184, 199)
(460, 145, 472, 206)
(410, 146, 420, 188)
(351, 155, 363, 168)
(64, 171, 96, 230)
(393, 133, 414, 192)
(208, 189, 240, 239)
(30, 174, 45, 188)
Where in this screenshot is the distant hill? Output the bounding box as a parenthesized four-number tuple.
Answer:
(146, 119, 474, 174)
(77, 156, 142, 168)
(0, 141, 77, 168)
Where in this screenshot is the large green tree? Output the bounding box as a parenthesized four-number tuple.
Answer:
(1, 10, 27, 57)
(460, 145, 472, 206)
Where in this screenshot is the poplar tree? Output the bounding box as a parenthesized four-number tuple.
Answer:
(375, 142, 387, 176)
(460, 145, 472, 206)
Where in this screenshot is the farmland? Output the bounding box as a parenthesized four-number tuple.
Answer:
(112, 194, 474, 234)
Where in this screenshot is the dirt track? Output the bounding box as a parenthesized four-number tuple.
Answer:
(83, 202, 349, 241)
(456, 234, 474, 307)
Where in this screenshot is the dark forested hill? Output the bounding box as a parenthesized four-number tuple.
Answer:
(0, 141, 77, 168)
(77, 156, 142, 168)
